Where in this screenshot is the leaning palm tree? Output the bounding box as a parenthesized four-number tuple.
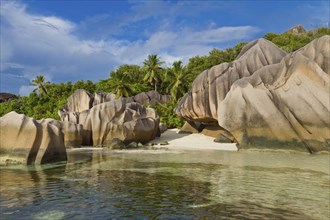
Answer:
(143, 54, 164, 92)
(31, 75, 50, 96)
(167, 61, 189, 100)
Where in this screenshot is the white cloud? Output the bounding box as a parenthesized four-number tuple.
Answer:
(0, 1, 260, 95)
(0, 1, 122, 94)
(187, 26, 260, 44)
(145, 32, 178, 52)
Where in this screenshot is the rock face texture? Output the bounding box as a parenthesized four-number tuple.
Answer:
(218, 36, 330, 152)
(175, 38, 287, 122)
(59, 90, 170, 121)
(176, 36, 330, 153)
(93, 91, 116, 106)
(59, 94, 160, 147)
(0, 112, 67, 165)
(87, 101, 159, 146)
(64, 89, 94, 113)
(38, 119, 83, 148)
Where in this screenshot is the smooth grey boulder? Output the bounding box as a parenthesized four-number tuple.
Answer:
(62, 99, 160, 147)
(218, 36, 330, 152)
(93, 92, 116, 106)
(38, 119, 83, 148)
(107, 138, 126, 150)
(179, 121, 205, 134)
(159, 123, 168, 134)
(175, 38, 287, 123)
(60, 89, 93, 115)
(59, 89, 165, 147)
(88, 101, 159, 146)
(0, 112, 67, 165)
(133, 90, 171, 105)
(133, 92, 150, 105)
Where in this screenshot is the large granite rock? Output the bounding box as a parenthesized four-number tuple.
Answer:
(218, 36, 330, 152)
(89, 101, 159, 146)
(58, 89, 167, 147)
(175, 36, 329, 153)
(0, 112, 67, 165)
(59, 90, 170, 119)
(175, 38, 287, 122)
(60, 99, 160, 147)
(62, 89, 94, 113)
(38, 119, 83, 148)
(133, 92, 150, 105)
(179, 121, 205, 134)
(93, 91, 116, 106)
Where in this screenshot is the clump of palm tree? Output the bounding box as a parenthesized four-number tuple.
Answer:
(105, 69, 133, 98)
(31, 75, 50, 96)
(143, 54, 164, 92)
(110, 77, 133, 98)
(165, 61, 189, 100)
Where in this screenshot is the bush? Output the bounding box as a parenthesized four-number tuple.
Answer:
(153, 100, 184, 128)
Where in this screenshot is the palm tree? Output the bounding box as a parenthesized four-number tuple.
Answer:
(109, 77, 132, 98)
(143, 54, 164, 92)
(167, 61, 189, 100)
(31, 75, 50, 96)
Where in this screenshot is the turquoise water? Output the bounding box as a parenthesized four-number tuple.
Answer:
(0, 149, 329, 219)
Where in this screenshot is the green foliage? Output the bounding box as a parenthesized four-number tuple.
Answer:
(110, 64, 145, 82)
(164, 61, 190, 100)
(109, 77, 133, 98)
(264, 27, 330, 52)
(95, 78, 112, 92)
(1, 81, 76, 120)
(154, 100, 184, 128)
(96, 64, 152, 96)
(73, 80, 95, 94)
(31, 75, 50, 96)
(0, 97, 26, 116)
(143, 54, 165, 92)
(185, 42, 247, 87)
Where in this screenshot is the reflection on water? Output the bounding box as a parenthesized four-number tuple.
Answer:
(0, 149, 329, 219)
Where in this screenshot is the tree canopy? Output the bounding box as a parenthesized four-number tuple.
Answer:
(31, 75, 50, 96)
(143, 54, 165, 92)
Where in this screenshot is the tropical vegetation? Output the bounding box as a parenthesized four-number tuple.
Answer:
(1, 27, 329, 127)
(31, 75, 50, 96)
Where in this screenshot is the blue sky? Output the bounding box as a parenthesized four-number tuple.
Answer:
(1, 0, 329, 95)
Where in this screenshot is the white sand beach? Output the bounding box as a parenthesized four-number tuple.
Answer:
(151, 129, 238, 151)
(68, 129, 238, 153)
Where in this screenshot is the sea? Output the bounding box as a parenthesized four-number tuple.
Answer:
(0, 149, 329, 219)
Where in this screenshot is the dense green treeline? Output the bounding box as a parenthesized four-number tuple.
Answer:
(1, 27, 329, 127)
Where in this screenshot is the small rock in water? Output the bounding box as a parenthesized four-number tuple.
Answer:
(159, 141, 169, 145)
(126, 142, 139, 149)
(108, 138, 126, 150)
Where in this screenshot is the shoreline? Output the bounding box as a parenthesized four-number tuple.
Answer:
(67, 129, 329, 155)
(68, 129, 238, 152)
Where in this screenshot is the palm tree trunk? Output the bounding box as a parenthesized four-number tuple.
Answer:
(155, 83, 157, 92)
